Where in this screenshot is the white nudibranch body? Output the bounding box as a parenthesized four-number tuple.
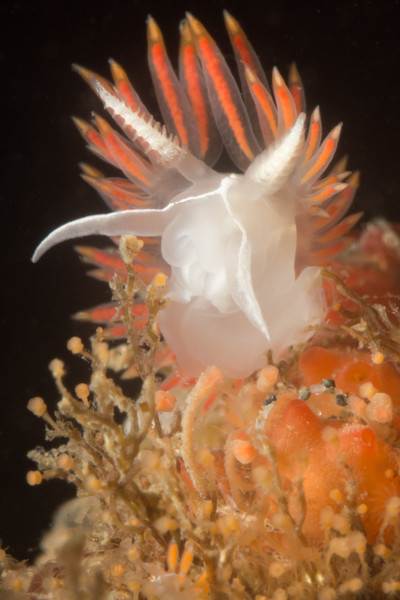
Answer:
(157, 165, 324, 377)
(33, 14, 359, 377)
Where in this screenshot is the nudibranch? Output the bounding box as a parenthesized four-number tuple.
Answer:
(33, 13, 361, 377)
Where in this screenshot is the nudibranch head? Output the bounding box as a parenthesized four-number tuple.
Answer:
(33, 13, 361, 377)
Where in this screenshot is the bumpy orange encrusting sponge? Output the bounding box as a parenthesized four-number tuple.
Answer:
(264, 398, 400, 543)
(299, 346, 400, 410)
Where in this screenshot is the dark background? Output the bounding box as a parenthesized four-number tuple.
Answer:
(1, 0, 399, 561)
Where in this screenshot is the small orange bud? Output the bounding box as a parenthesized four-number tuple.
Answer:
(67, 336, 84, 354)
(27, 470, 42, 485)
(155, 390, 176, 412)
(232, 438, 256, 465)
(27, 396, 47, 417)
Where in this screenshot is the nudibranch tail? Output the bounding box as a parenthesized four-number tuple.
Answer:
(33, 14, 360, 377)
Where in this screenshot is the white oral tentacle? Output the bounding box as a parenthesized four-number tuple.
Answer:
(32, 208, 168, 263)
(31, 188, 217, 263)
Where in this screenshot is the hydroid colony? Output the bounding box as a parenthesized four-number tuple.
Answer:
(2, 13, 400, 600)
